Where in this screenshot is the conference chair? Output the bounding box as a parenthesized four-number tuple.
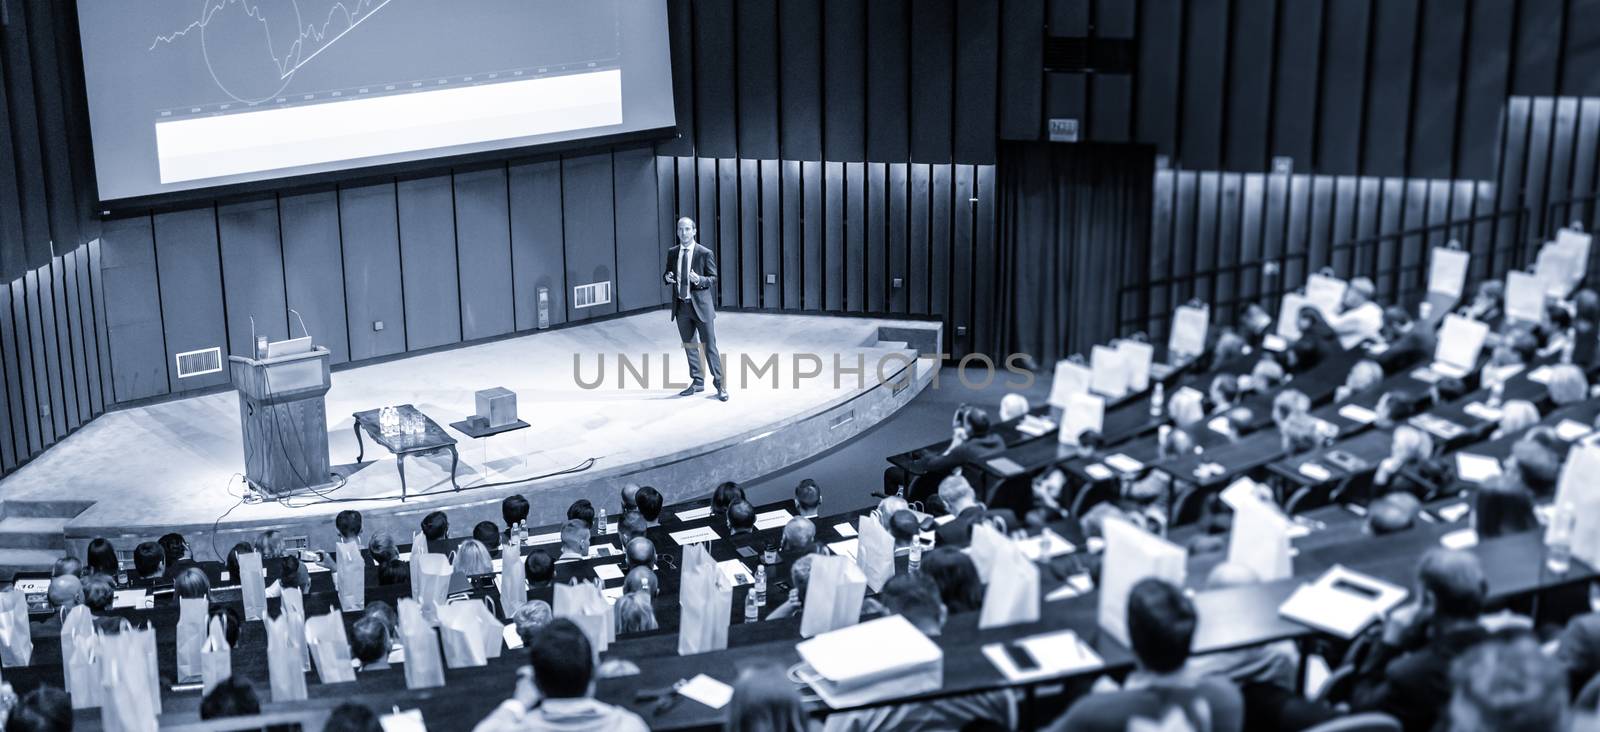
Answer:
(1068, 480, 1118, 523)
(1169, 484, 1212, 527)
(1300, 713, 1402, 732)
(1328, 470, 1377, 506)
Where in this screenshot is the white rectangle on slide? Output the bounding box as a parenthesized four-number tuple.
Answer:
(155, 70, 623, 184)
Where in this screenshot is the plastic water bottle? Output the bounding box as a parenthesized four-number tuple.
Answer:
(1149, 383, 1165, 417)
(908, 540, 922, 573)
(1548, 502, 1576, 574)
(753, 564, 767, 605)
(1488, 381, 1504, 408)
(744, 589, 759, 622)
(596, 508, 608, 536)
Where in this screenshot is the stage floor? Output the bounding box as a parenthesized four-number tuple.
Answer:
(0, 312, 937, 550)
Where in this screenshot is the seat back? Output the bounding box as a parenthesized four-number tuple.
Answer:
(1300, 712, 1402, 732)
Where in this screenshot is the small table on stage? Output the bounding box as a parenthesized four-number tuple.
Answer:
(449, 416, 531, 478)
(352, 404, 461, 501)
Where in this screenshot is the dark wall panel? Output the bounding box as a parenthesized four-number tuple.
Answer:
(152, 208, 228, 393)
(1511, 0, 1563, 95)
(823, 0, 867, 161)
(1271, 0, 1322, 166)
(998, 0, 1045, 141)
(279, 190, 349, 365)
(561, 153, 619, 322)
(339, 183, 407, 361)
(1361, 0, 1420, 177)
(1136, 0, 1183, 157)
(217, 197, 288, 360)
(658, 0, 696, 157)
(1316, 0, 1371, 173)
(739, 159, 761, 308)
(865, 0, 910, 162)
(98, 217, 166, 403)
(693, 0, 738, 158)
(1457, 0, 1515, 180)
(1180, 0, 1228, 170)
(845, 163, 866, 311)
(1563, 0, 1600, 97)
(509, 159, 567, 330)
(910, 0, 955, 163)
(396, 176, 462, 350)
(953, 0, 1000, 164)
(760, 160, 781, 308)
(1410, 0, 1466, 178)
(778, 0, 823, 161)
(453, 169, 515, 341)
(614, 148, 664, 313)
(736, 0, 780, 159)
(1226, 0, 1275, 171)
(781, 161, 803, 309)
(1091, 75, 1133, 143)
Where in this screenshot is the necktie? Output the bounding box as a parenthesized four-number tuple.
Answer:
(679, 246, 691, 300)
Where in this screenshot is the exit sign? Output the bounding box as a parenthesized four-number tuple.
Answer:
(1048, 118, 1080, 142)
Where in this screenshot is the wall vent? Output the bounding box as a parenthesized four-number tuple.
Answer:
(573, 281, 612, 309)
(175, 347, 222, 378)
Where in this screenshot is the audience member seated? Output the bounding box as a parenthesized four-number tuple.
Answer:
(273, 555, 310, 596)
(1167, 386, 1206, 430)
(85, 537, 118, 579)
(1492, 399, 1541, 440)
(1447, 634, 1568, 732)
(1505, 427, 1563, 498)
(779, 517, 817, 560)
(919, 547, 982, 614)
(726, 662, 808, 732)
(726, 499, 757, 537)
(1373, 426, 1439, 498)
(255, 529, 287, 560)
(567, 499, 596, 532)
(453, 538, 494, 577)
(1572, 289, 1600, 367)
(1280, 411, 1323, 456)
(1335, 359, 1385, 401)
(999, 392, 1030, 422)
(551, 520, 597, 585)
(710, 482, 744, 523)
(932, 474, 1016, 547)
(351, 615, 391, 671)
(1331, 277, 1385, 349)
(158, 532, 193, 578)
(473, 521, 501, 554)
(1378, 306, 1437, 374)
(1208, 374, 1240, 416)
(1366, 492, 1422, 535)
(793, 479, 822, 517)
(888, 511, 919, 553)
(81, 573, 114, 616)
(624, 537, 655, 571)
(885, 406, 1006, 501)
(616, 510, 647, 547)
(1482, 328, 1538, 390)
(7, 687, 71, 732)
(473, 619, 649, 732)
(175, 566, 209, 601)
(1472, 483, 1539, 539)
(764, 555, 814, 621)
(128, 541, 165, 587)
(1247, 358, 1287, 396)
(224, 541, 254, 582)
(635, 486, 664, 527)
(377, 558, 408, 588)
(1270, 389, 1311, 431)
(52, 556, 80, 578)
(512, 600, 553, 647)
(501, 495, 530, 534)
(1554, 611, 1600, 696)
(37, 575, 81, 632)
(200, 675, 260, 720)
(1288, 306, 1342, 371)
(1351, 548, 1490, 731)
(524, 550, 555, 602)
(823, 574, 1015, 731)
(874, 495, 908, 527)
(1460, 280, 1504, 323)
(620, 482, 640, 512)
(368, 533, 399, 566)
(615, 592, 658, 634)
(1547, 363, 1589, 405)
(1046, 578, 1242, 732)
(325, 702, 383, 732)
(334, 509, 363, 545)
(421, 511, 450, 545)
(208, 605, 242, 648)
(623, 566, 657, 596)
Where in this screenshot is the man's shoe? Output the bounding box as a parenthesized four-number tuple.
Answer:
(716, 388, 729, 402)
(678, 384, 705, 397)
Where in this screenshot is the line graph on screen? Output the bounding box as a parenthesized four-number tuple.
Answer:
(147, 0, 393, 105)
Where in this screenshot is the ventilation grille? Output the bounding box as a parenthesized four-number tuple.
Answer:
(175, 347, 222, 378)
(573, 281, 612, 309)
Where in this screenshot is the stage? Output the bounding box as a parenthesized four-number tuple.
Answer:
(0, 312, 940, 561)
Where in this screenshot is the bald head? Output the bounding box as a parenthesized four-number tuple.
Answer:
(781, 517, 816, 557)
(47, 575, 82, 611)
(888, 511, 920, 547)
(620, 483, 641, 510)
(625, 536, 656, 569)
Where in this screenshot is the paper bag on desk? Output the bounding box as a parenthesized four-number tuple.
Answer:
(1048, 359, 1092, 409)
(1116, 340, 1154, 393)
(857, 515, 895, 592)
(1090, 345, 1128, 398)
(1098, 518, 1187, 647)
(1506, 270, 1545, 323)
(1168, 304, 1209, 361)
(500, 546, 527, 618)
(554, 580, 614, 653)
(979, 539, 1041, 629)
(304, 611, 355, 684)
(96, 624, 159, 732)
(335, 540, 365, 612)
(1059, 392, 1105, 446)
(281, 587, 310, 670)
(238, 550, 266, 621)
(677, 543, 731, 655)
(1305, 273, 1348, 319)
(0, 588, 32, 667)
(1277, 292, 1311, 340)
(1227, 496, 1294, 581)
(795, 614, 943, 709)
(1434, 314, 1490, 375)
(62, 606, 100, 709)
(201, 615, 231, 695)
(967, 522, 1007, 583)
(414, 553, 451, 624)
(1552, 443, 1600, 570)
(1429, 247, 1470, 298)
(264, 608, 308, 701)
(801, 554, 867, 638)
(436, 602, 490, 668)
(175, 596, 207, 682)
(397, 599, 445, 689)
(408, 530, 430, 590)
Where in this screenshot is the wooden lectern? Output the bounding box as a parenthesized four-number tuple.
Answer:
(229, 347, 333, 496)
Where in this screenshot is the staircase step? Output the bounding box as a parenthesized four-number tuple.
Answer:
(2, 500, 93, 519)
(0, 548, 65, 581)
(0, 517, 69, 550)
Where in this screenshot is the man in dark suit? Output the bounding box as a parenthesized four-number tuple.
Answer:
(551, 519, 599, 585)
(932, 474, 1017, 548)
(665, 216, 728, 401)
(1376, 306, 1436, 375)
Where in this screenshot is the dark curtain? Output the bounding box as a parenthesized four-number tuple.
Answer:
(994, 142, 1154, 364)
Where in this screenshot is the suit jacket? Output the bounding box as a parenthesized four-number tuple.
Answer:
(665, 243, 718, 322)
(552, 559, 599, 586)
(934, 506, 1019, 547)
(1377, 327, 1436, 374)
(1352, 622, 1488, 732)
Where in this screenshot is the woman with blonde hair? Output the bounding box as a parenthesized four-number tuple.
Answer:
(724, 662, 809, 732)
(1334, 359, 1384, 401)
(1491, 399, 1541, 440)
(1374, 425, 1438, 497)
(1546, 364, 1589, 406)
(615, 591, 658, 635)
(1167, 387, 1206, 429)
(451, 538, 494, 577)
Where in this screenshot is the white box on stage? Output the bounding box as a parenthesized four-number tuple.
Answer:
(475, 387, 518, 428)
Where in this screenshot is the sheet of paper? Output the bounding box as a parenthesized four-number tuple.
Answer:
(669, 526, 723, 546)
(379, 709, 427, 732)
(1168, 304, 1210, 359)
(503, 623, 524, 650)
(1059, 392, 1105, 446)
(1084, 463, 1113, 481)
(1440, 528, 1479, 550)
(1527, 364, 1557, 384)
(112, 589, 150, 609)
(1103, 453, 1144, 474)
(525, 531, 560, 547)
(678, 673, 735, 710)
(1505, 270, 1545, 323)
(593, 562, 624, 582)
(716, 559, 754, 587)
(676, 506, 713, 522)
(1262, 333, 1288, 352)
(1048, 359, 1093, 409)
(1115, 340, 1154, 393)
(1278, 565, 1408, 639)
(1098, 518, 1186, 646)
(1016, 415, 1055, 437)
(1557, 419, 1593, 442)
(1090, 345, 1129, 398)
(1305, 274, 1349, 319)
(1463, 402, 1503, 422)
(1455, 453, 1502, 484)
(1016, 529, 1076, 562)
(1434, 314, 1490, 374)
(1297, 462, 1333, 483)
(1435, 502, 1471, 523)
(1428, 247, 1470, 298)
(753, 508, 795, 531)
(982, 629, 1104, 682)
(1207, 415, 1232, 435)
(601, 585, 624, 603)
(987, 457, 1025, 476)
(833, 522, 858, 538)
(1338, 404, 1377, 424)
(828, 539, 860, 563)
(1228, 496, 1294, 581)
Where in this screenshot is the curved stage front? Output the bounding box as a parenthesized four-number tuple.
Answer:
(0, 312, 940, 562)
